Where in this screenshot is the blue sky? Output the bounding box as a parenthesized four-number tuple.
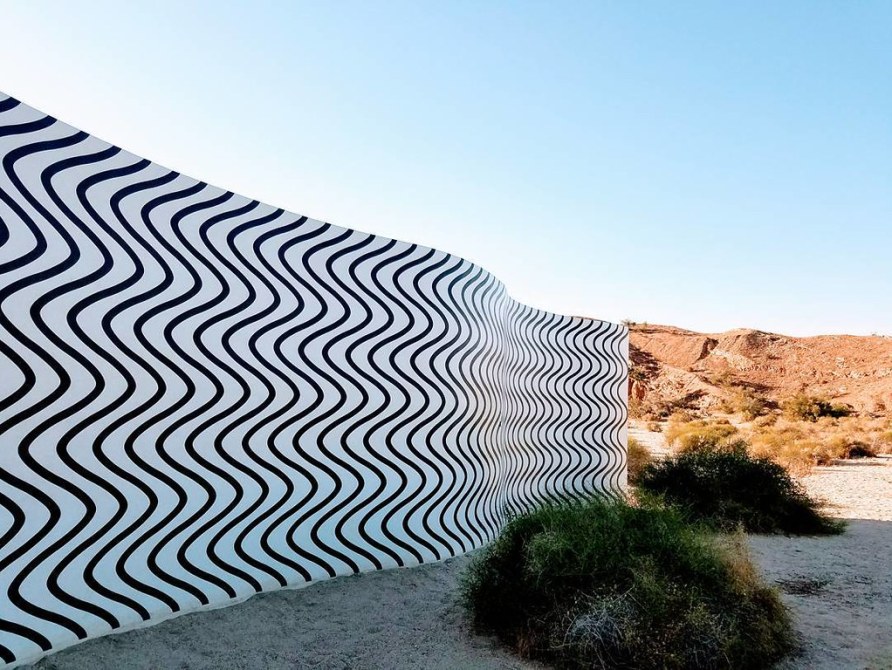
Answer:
(1, 1, 889, 335)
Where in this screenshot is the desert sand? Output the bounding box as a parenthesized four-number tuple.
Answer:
(750, 457, 892, 669)
(25, 556, 540, 670)
(25, 429, 892, 669)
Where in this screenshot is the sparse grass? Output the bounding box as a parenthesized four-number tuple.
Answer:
(637, 450, 844, 535)
(626, 437, 653, 485)
(775, 577, 831, 596)
(630, 391, 703, 421)
(751, 413, 778, 428)
(462, 497, 795, 669)
(668, 409, 696, 423)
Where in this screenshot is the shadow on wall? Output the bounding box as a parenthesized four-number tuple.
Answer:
(0, 93, 628, 668)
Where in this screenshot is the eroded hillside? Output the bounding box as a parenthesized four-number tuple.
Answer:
(629, 324, 892, 416)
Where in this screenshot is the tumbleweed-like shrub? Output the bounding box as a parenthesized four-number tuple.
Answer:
(462, 498, 794, 669)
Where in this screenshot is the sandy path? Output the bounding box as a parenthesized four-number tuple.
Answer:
(628, 421, 671, 457)
(27, 556, 540, 670)
(796, 456, 892, 522)
(749, 455, 892, 669)
(749, 519, 892, 669)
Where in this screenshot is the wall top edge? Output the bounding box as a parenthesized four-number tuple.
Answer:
(0, 91, 623, 333)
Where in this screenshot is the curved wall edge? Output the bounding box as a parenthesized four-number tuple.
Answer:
(0, 93, 628, 668)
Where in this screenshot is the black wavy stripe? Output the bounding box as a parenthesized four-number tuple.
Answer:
(388, 251, 460, 560)
(311, 233, 407, 570)
(415, 257, 472, 554)
(342, 239, 430, 567)
(30, 146, 149, 633)
(253, 220, 351, 579)
(67, 157, 184, 623)
(218, 213, 314, 584)
(347, 243, 438, 564)
(440, 266, 490, 550)
(97, 178, 226, 612)
(0, 94, 628, 667)
(236, 216, 323, 582)
(261, 224, 361, 578)
(2, 129, 98, 643)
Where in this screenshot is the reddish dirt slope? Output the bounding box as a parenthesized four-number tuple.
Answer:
(629, 324, 892, 416)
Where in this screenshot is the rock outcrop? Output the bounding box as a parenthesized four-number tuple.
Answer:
(629, 324, 892, 416)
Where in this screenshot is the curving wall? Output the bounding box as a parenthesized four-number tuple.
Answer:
(0, 93, 628, 667)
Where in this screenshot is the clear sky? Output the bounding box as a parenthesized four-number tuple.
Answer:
(1, 2, 889, 336)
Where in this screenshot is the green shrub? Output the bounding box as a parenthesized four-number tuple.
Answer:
(462, 498, 794, 669)
(627, 437, 653, 485)
(637, 450, 844, 535)
(782, 393, 852, 422)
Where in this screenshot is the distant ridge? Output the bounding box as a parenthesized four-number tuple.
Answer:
(629, 323, 892, 416)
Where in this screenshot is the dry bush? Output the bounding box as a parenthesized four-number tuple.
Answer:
(664, 410, 887, 472)
(664, 418, 739, 454)
(877, 430, 892, 454)
(628, 393, 656, 420)
(721, 387, 768, 420)
(781, 393, 852, 422)
(746, 416, 882, 471)
(627, 437, 653, 485)
(667, 409, 696, 423)
(631, 394, 702, 422)
(752, 413, 779, 428)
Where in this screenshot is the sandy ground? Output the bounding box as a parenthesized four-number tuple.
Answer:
(24, 425, 892, 670)
(26, 555, 541, 670)
(628, 422, 672, 458)
(750, 457, 892, 670)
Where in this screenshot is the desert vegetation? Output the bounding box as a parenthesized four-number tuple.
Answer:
(781, 393, 852, 421)
(636, 449, 843, 535)
(747, 416, 891, 470)
(465, 413, 843, 667)
(627, 324, 892, 469)
(663, 418, 739, 454)
(462, 497, 794, 669)
(718, 386, 768, 420)
(658, 408, 892, 472)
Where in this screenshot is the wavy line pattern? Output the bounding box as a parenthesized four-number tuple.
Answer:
(0, 93, 628, 668)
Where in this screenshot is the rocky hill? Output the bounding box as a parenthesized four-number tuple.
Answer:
(629, 324, 892, 417)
